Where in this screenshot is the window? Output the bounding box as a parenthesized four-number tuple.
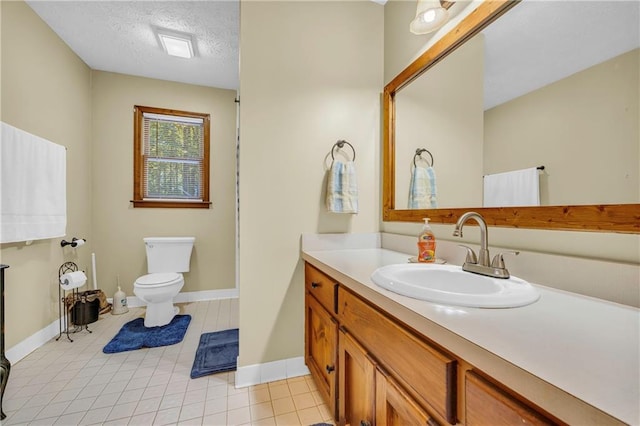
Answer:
(133, 105, 211, 208)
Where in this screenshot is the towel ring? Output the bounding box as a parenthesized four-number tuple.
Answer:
(331, 140, 356, 162)
(413, 148, 433, 168)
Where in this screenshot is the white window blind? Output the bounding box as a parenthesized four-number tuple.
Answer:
(142, 112, 204, 200)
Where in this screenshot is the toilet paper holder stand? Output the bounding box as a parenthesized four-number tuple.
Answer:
(56, 262, 94, 342)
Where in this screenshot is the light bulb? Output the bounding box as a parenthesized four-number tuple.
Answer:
(410, 5, 449, 35)
(422, 9, 437, 23)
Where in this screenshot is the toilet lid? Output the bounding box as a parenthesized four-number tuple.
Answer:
(136, 272, 182, 286)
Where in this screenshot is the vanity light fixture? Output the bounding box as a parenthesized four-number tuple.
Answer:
(155, 27, 196, 59)
(410, 0, 454, 35)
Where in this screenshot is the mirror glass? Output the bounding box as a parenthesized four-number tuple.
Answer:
(393, 1, 639, 211)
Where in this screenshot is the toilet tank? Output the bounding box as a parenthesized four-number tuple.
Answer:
(144, 237, 195, 273)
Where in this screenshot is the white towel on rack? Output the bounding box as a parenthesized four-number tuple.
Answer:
(408, 166, 437, 209)
(1, 122, 67, 243)
(483, 167, 540, 207)
(326, 160, 358, 214)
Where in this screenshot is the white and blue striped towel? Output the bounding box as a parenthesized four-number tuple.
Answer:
(326, 160, 358, 214)
(408, 166, 437, 209)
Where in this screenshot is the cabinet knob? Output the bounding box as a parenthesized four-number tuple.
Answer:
(325, 364, 335, 373)
(311, 282, 320, 288)
(360, 421, 371, 426)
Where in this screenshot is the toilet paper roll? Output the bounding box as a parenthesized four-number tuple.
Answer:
(60, 271, 87, 290)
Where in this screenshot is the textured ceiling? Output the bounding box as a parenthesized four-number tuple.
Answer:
(483, 0, 640, 110)
(26, 1, 239, 90)
(25, 1, 639, 102)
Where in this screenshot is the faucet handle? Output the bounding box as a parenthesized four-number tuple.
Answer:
(458, 245, 478, 264)
(491, 251, 520, 269)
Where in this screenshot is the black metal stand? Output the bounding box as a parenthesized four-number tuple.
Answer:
(1, 264, 10, 420)
(56, 262, 92, 343)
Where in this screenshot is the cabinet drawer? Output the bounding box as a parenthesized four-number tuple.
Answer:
(465, 371, 555, 426)
(338, 287, 457, 424)
(305, 263, 338, 315)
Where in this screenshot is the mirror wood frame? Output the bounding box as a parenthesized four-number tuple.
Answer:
(382, 0, 640, 234)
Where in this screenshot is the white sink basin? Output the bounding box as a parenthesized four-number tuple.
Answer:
(371, 263, 540, 308)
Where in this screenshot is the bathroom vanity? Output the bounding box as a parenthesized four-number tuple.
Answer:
(302, 236, 639, 426)
(308, 0, 640, 423)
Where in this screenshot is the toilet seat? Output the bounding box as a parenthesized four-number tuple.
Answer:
(135, 272, 182, 288)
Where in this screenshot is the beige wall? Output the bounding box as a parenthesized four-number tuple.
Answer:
(91, 71, 237, 298)
(382, 2, 640, 268)
(485, 48, 639, 206)
(0, 1, 93, 349)
(238, 1, 383, 366)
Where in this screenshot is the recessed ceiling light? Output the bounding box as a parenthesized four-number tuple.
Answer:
(155, 28, 196, 59)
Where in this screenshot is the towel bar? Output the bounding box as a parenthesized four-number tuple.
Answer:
(484, 166, 545, 177)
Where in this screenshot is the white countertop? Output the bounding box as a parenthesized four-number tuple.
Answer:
(302, 246, 640, 425)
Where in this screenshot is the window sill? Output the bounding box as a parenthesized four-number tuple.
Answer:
(131, 200, 212, 209)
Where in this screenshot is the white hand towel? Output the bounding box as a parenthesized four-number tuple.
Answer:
(1, 122, 67, 243)
(408, 166, 437, 209)
(483, 167, 540, 207)
(326, 160, 358, 214)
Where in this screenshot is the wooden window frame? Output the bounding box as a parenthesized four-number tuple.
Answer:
(132, 105, 211, 209)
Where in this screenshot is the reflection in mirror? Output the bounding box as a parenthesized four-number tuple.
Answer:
(396, 35, 485, 209)
(382, 0, 640, 233)
(394, 0, 639, 210)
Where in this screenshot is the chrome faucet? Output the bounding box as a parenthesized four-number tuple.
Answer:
(453, 211, 518, 279)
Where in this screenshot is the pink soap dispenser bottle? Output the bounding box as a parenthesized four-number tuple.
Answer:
(417, 218, 436, 263)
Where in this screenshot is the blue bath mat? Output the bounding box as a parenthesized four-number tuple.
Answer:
(103, 315, 191, 354)
(190, 328, 239, 379)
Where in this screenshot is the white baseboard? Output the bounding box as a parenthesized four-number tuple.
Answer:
(235, 356, 310, 388)
(108, 288, 239, 308)
(8, 289, 239, 364)
(5, 318, 60, 364)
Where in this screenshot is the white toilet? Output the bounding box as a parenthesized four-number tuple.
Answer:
(133, 237, 195, 327)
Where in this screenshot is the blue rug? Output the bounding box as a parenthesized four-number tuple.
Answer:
(190, 328, 239, 379)
(103, 315, 191, 354)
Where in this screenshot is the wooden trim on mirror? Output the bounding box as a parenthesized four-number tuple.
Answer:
(385, 205, 640, 233)
(382, 0, 640, 234)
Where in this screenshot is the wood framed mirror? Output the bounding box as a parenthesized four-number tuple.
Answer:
(383, 0, 639, 233)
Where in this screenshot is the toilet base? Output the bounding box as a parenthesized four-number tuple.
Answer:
(143, 301, 179, 327)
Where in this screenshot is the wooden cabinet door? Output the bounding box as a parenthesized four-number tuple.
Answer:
(339, 329, 375, 426)
(305, 293, 338, 418)
(376, 368, 439, 426)
(338, 287, 456, 424)
(465, 371, 555, 426)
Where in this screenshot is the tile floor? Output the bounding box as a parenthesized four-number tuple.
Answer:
(2, 299, 334, 426)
